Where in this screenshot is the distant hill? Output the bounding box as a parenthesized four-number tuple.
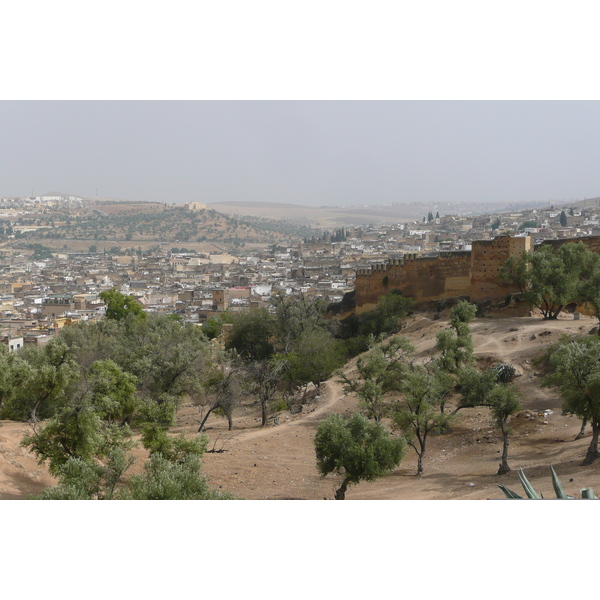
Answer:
(208, 201, 419, 228)
(16, 201, 319, 247)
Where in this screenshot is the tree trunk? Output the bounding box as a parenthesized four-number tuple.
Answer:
(575, 418, 587, 440)
(582, 420, 600, 465)
(261, 401, 268, 427)
(30, 398, 44, 423)
(497, 423, 511, 474)
(197, 405, 217, 432)
(416, 451, 424, 476)
(227, 412, 233, 431)
(415, 435, 427, 476)
(335, 478, 350, 500)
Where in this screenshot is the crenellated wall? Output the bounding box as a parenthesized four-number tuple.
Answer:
(354, 251, 472, 310)
(354, 235, 534, 310)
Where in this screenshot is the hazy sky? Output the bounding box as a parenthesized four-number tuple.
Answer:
(2, 101, 600, 207)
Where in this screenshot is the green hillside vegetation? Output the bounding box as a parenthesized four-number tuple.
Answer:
(1, 205, 320, 246)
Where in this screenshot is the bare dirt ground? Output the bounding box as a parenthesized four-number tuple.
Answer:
(2, 311, 600, 500)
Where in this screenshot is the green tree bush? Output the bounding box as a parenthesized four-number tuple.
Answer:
(99, 289, 146, 321)
(339, 336, 414, 421)
(456, 367, 521, 474)
(284, 329, 346, 390)
(501, 241, 593, 319)
(391, 366, 454, 475)
(0, 338, 79, 422)
(434, 300, 477, 374)
(247, 358, 287, 427)
(272, 292, 330, 350)
(227, 308, 276, 361)
(338, 290, 413, 356)
(314, 412, 406, 499)
(544, 336, 600, 465)
(122, 453, 235, 500)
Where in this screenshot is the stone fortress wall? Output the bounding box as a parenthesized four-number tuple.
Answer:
(355, 252, 472, 310)
(354, 234, 600, 313)
(469, 235, 531, 302)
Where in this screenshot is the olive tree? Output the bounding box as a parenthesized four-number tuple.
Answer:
(197, 355, 245, 432)
(577, 248, 600, 332)
(457, 367, 521, 474)
(501, 241, 591, 319)
(314, 412, 406, 499)
(488, 384, 521, 474)
(226, 307, 276, 361)
(434, 300, 477, 375)
(391, 366, 454, 475)
(0, 338, 79, 422)
(285, 328, 347, 391)
(338, 336, 414, 421)
(544, 337, 600, 465)
(247, 358, 287, 427)
(21, 359, 138, 475)
(122, 452, 236, 500)
(272, 291, 330, 351)
(35, 431, 232, 500)
(99, 289, 146, 321)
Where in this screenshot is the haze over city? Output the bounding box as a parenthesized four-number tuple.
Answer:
(2, 101, 600, 209)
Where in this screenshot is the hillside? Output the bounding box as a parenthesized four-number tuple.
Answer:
(2, 310, 599, 500)
(208, 201, 419, 228)
(2, 201, 320, 253)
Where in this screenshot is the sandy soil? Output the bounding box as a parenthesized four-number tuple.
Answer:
(2, 311, 600, 500)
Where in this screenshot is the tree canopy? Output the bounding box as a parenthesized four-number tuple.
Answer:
(501, 241, 596, 319)
(391, 365, 454, 475)
(544, 336, 600, 465)
(456, 366, 521, 473)
(226, 307, 276, 361)
(339, 336, 414, 421)
(434, 300, 477, 373)
(314, 412, 406, 499)
(99, 289, 146, 321)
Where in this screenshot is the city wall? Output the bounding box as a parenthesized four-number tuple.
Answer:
(354, 251, 472, 312)
(469, 235, 531, 303)
(354, 235, 600, 312)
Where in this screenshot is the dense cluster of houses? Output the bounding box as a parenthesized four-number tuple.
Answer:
(0, 244, 358, 350)
(2, 196, 600, 351)
(342, 201, 600, 262)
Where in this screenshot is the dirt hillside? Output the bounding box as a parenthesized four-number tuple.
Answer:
(2, 311, 600, 500)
